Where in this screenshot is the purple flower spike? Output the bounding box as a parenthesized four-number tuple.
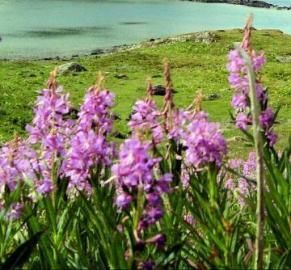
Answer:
(141, 260, 155, 270)
(64, 87, 115, 191)
(6, 203, 24, 221)
(224, 152, 257, 206)
(183, 114, 227, 168)
(146, 233, 167, 249)
(116, 193, 132, 209)
(259, 108, 275, 129)
(113, 138, 172, 251)
(129, 100, 163, 144)
(235, 113, 251, 131)
(112, 139, 160, 191)
(78, 88, 115, 134)
(227, 23, 277, 146)
(36, 179, 54, 194)
(26, 87, 73, 156)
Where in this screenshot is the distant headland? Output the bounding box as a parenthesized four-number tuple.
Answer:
(182, 0, 291, 10)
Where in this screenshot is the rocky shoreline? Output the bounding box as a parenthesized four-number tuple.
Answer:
(0, 31, 219, 61)
(182, 0, 291, 10)
(0, 29, 286, 62)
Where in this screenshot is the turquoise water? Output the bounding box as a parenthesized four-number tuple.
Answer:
(1, 0, 291, 59)
(268, 0, 291, 6)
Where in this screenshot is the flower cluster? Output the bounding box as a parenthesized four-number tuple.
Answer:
(0, 136, 55, 220)
(224, 152, 257, 205)
(112, 138, 172, 245)
(167, 109, 196, 141)
(0, 138, 34, 192)
(78, 87, 115, 134)
(183, 112, 227, 168)
(129, 100, 163, 144)
(64, 87, 115, 192)
(64, 130, 113, 192)
(24, 78, 74, 195)
(26, 86, 73, 156)
(227, 22, 277, 146)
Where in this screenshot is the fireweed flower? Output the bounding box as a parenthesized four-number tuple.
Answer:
(167, 109, 202, 141)
(139, 260, 155, 270)
(0, 136, 55, 198)
(183, 112, 227, 169)
(24, 71, 75, 195)
(26, 86, 73, 156)
(227, 19, 277, 146)
(166, 89, 206, 142)
(235, 112, 251, 131)
(129, 99, 163, 144)
(224, 152, 257, 205)
(78, 87, 115, 134)
(64, 86, 115, 192)
(0, 137, 36, 192)
(112, 138, 172, 249)
(64, 130, 114, 192)
(6, 202, 24, 221)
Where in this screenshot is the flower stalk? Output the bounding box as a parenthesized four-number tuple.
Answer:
(239, 47, 265, 270)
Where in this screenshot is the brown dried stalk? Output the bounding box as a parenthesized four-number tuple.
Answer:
(47, 68, 58, 91)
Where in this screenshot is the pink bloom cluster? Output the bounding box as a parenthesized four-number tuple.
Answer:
(0, 84, 117, 218)
(64, 88, 115, 192)
(0, 139, 35, 192)
(129, 100, 163, 144)
(168, 109, 196, 141)
(78, 88, 115, 134)
(183, 112, 227, 168)
(26, 87, 73, 156)
(224, 152, 257, 205)
(227, 27, 277, 146)
(24, 86, 74, 195)
(112, 138, 172, 248)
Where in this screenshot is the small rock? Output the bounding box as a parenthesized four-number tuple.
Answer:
(207, 93, 220, 101)
(152, 85, 177, 96)
(58, 62, 87, 75)
(275, 55, 291, 63)
(91, 49, 104, 55)
(114, 74, 128, 79)
(152, 39, 167, 45)
(193, 31, 217, 44)
(112, 131, 127, 139)
(152, 74, 162, 78)
(111, 113, 121, 120)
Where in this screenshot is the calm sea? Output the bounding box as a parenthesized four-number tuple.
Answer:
(0, 0, 291, 59)
(268, 0, 291, 5)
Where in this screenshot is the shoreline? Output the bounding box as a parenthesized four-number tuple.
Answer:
(182, 0, 291, 10)
(0, 28, 286, 62)
(0, 31, 219, 61)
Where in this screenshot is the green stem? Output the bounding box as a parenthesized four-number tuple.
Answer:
(239, 48, 265, 270)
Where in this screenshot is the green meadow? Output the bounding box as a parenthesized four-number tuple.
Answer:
(1, 29, 290, 153)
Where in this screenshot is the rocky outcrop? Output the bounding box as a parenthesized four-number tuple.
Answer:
(58, 62, 87, 75)
(276, 55, 291, 63)
(183, 0, 291, 10)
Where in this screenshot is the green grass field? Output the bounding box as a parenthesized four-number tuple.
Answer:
(0, 29, 290, 153)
